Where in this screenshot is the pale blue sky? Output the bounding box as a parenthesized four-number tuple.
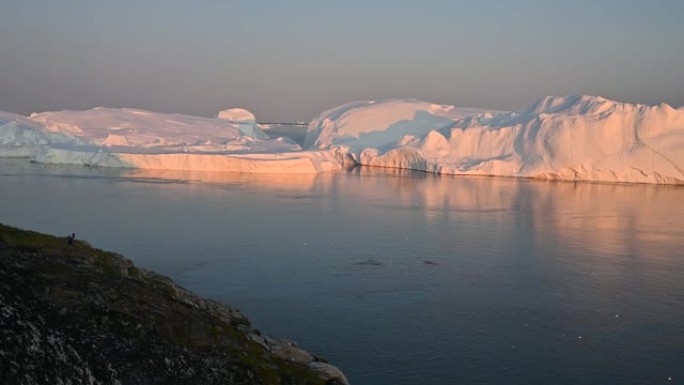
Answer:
(2, 0, 683, 121)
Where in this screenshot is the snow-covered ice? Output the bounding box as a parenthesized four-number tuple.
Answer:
(1, 96, 683, 183)
(305, 99, 498, 151)
(217, 108, 256, 124)
(305, 96, 684, 184)
(29, 107, 274, 151)
(0, 112, 84, 157)
(216, 108, 268, 139)
(0, 107, 340, 173)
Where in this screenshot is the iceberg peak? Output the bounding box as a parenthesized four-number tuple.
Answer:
(217, 108, 256, 124)
(527, 95, 617, 115)
(305, 99, 498, 150)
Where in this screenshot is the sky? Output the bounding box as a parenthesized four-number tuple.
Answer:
(1, 0, 683, 122)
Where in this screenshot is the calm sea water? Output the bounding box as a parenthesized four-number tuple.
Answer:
(1, 159, 682, 385)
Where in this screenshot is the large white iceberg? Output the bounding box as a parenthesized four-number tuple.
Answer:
(29, 107, 275, 151)
(0, 108, 341, 173)
(305, 96, 684, 184)
(2, 96, 683, 183)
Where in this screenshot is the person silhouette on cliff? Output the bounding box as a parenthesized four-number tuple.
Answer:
(67, 233, 75, 245)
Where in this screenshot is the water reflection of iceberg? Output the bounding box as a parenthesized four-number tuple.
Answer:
(123, 168, 325, 192)
(528, 182, 684, 260)
(325, 167, 523, 214)
(321, 168, 684, 261)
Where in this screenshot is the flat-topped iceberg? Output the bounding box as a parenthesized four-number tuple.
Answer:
(305, 96, 684, 184)
(29, 107, 274, 151)
(1, 107, 340, 173)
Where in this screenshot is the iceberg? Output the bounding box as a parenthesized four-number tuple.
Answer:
(0, 108, 341, 173)
(305, 96, 684, 185)
(29, 107, 274, 150)
(2, 96, 683, 183)
(305, 99, 498, 151)
(0, 112, 84, 158)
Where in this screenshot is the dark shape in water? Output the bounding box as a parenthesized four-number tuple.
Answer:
(354, 259, 383, 266)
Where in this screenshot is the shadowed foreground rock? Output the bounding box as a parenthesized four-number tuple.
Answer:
(0, 224, 348, 385)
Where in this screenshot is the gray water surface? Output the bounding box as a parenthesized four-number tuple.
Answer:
(1, 159, 682, 385)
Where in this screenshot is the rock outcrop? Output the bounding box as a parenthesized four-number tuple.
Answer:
(0, 224, 348, 385)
